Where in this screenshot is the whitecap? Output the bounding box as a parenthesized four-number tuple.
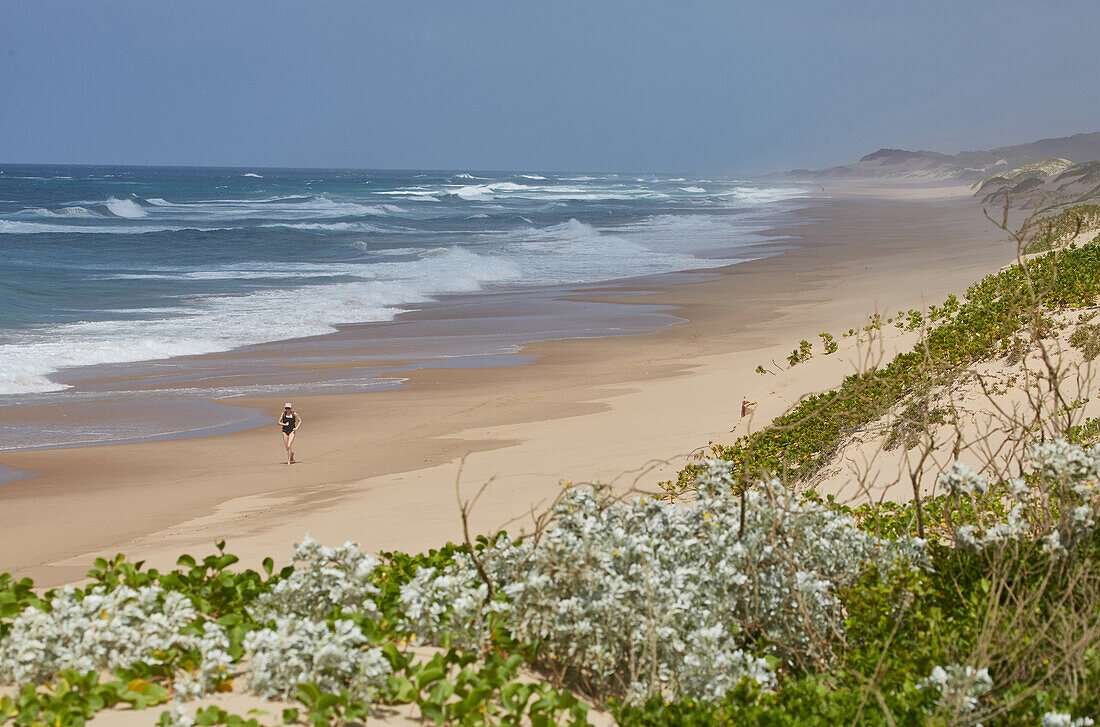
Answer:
(0, 248, 523, 395)
(106, 197, 147, 218)
(262, 221, 383, 232)
(242, 172, 263, 178)
(18, 206, 100, 218)
(453, 185, 495, 201)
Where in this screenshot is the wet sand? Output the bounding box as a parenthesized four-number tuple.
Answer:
(0, 188, 1019, 586)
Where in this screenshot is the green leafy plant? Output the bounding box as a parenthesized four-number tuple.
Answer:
(787, 339, 813, 367)
(669, 236, 1100, 491)
(1, 670, 168, 727)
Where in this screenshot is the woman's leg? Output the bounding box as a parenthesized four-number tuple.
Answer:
(282, 431, 292, 464)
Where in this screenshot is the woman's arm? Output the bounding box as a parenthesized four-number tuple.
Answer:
(293, 413, 303, 430)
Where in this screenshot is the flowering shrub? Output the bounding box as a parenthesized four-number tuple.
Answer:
(944, 441, 1100, 553)
(0, 585, 230, 697)
(242, 615, 389, 700)
(401, 461, 928, 703)
(399, 533, 524, 649)
(670, 236, 1100, 493)
(918, 663, 992, 715)
(251, 536, 381, 622)
(1042, 712, 1096, 727)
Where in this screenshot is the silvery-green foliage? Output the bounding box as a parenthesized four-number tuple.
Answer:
(1042, 711, 1095, 727)
(161, 704, 196, 727)
(399, 534, 525, 649)
(950, 440, 1100, 552)
(172, 622, 234, 701)
(918, 664, 992, 714)
(0, 585, 226, 692)
(242, 615, 389, 700)
(253, 535, 381, 621)
(1028, 440, 1100, 490)
(401, 462, 927, 703)
(506, 466, 925, 700)
(941, 463, 989, 497)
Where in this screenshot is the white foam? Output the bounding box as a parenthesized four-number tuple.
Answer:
(0, 173, 799, 394)
(0, 249, 523, 395)
(518, 174, 547, 180)
(453, 185, 495, 201)
(99, 195, 405, 223)
(0, 220, 188, 235)
(444, 182, 669, 203)
(106, 198, 148, 218)
(374, 190, 442, 202)
(715, 186, 806, 203)
(59, 206, 100, 217)
(242, 173, 263, 178)
(475, 218, 739, 287)
(101, 263, 367, 281)
(20, 206, 101, 218)
(263, 221, 384, 232)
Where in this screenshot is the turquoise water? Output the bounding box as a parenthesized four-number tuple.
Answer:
(0, 165, 805, 397)
(0, 165, 807, 450)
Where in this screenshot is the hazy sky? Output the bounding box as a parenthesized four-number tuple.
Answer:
(2, 1, 1099, 173)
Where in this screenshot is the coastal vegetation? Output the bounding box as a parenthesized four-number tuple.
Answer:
(3, 207, 1100, 725)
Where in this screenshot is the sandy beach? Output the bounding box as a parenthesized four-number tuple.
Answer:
(0, 187, 1019, 586)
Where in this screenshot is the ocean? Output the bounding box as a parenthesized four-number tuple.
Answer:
(0, 165, 806, 451)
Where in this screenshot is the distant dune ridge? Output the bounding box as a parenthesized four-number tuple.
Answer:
(778, 130, 1100, 208)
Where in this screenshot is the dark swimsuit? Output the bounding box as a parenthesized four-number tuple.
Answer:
(281, 412, 296, 434)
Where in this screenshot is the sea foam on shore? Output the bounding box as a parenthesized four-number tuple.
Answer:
(0, 166, 806, 397)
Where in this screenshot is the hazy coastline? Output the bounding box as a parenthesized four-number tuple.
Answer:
(0, 185, 1017, 586)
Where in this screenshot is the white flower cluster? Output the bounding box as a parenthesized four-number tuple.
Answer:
(1042, 711, 1095, 727)
(242, 536, 390, 701)
(401, 462, 927, 703)
(918, 663, 992, 714)
(242, 616, 389, 700)
(173, 622, 234, 700)
(161, 704, 196, 727)
(1028, 440, 1100, 488)
(399, 533, 522, 649)
(949, 440, 1100, 553)
(0, 585, 230, 696)
(252, 535, 381, 622)
(954, 502, 1030, 551)
(941, 463, 989, 497)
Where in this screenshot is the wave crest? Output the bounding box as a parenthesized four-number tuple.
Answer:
(106, 198, 147, 218)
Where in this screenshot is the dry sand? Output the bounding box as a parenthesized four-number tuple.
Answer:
(0, 188, 1019, 587)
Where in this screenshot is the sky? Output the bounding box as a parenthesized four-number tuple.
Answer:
(2, 0, 1099, 174)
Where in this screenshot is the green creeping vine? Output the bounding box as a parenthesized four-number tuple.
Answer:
(1024, 204, 1100, 254)
(667, 239, 1100, 492)
(288, 645, 590, 727)
(1, 669, 168, 727)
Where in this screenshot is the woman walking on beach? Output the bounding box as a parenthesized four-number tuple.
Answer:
(279, 403, 302, 465)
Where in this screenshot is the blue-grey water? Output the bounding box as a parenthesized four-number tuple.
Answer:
(0, 165, 805, 450)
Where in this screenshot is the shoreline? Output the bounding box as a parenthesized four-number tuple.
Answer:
(0, 187, 1018, 586)
(0, 257, 774, 455)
